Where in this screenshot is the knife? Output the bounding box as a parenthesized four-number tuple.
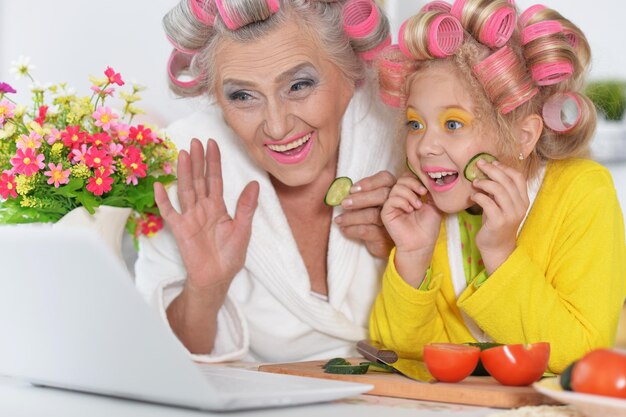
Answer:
(357, 340, 434, 383)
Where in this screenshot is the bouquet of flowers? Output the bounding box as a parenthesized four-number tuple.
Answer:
(0, 57, 177, 239)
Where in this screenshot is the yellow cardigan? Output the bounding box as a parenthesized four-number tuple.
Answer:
(370, 159, 626, 373)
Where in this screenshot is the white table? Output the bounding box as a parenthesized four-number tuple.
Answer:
(0, 375, 499, 417)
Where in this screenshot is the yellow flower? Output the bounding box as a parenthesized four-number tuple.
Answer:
(70, 163, 91, 179)
(89, 75, 108, 87)
(15, 174, 37, 195)
(28, 121, 48, 137)
(0, 122, 17, 140)
(120, 91, 141, 103)
(14, 104, 27, 118)
(126, 105, 145, 116)
(50, 142, 65, 161)
(20, 196, 34, 208)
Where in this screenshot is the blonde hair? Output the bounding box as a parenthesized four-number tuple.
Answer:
(378, 1, 596, 177)
(164, 0, 390, 97)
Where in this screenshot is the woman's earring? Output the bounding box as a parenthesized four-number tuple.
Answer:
(518, 153, 524, 161)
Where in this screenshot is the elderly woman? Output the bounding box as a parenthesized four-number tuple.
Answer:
(135, 0, 401, 363)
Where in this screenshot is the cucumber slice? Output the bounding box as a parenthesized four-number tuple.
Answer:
(324, 364, 370, 375)
(406, 157, 419, 176)
(463, 153, 497, 182)
(324, 177, 353, 206)
(322, 357, 350, 369)
(406, 157, 425, 187)
(360, 361, 395, 373)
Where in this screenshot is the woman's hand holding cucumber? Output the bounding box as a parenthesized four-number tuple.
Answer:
(331, 171, 396, 259)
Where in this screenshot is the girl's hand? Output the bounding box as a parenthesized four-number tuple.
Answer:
(154, 138, 259, 301)
(381, 173, 443, 286)
(335, 170, 396, 259)
(471, 159, 529, 274)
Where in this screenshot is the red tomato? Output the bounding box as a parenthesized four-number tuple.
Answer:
(571, 349, 626, 399)
(423, 343, 481, 383)
(480, 342, 550, 386)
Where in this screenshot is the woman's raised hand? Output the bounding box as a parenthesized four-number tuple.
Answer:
(335, 170, 396, 259)
(380, 173, 443, 287)
(154, 138, 259, 298)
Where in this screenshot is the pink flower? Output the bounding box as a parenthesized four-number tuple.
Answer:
(140, 213, 164, 237)
(71, 144, 89, 164)
(61, 126, 87, 149)
(111, 122, 130, 142)
(34, 105, 48, 126)
(90, 85, 115, 96)
(129, 125, 154, 146)
(163, 162, 172, 175)
(43, 162, 71, 188)
(0, 98, 16, 126)
(104, 67, 124, 86)
(0, 82, 16, 94)
(10, 148, 45, 176)
(86, 168, 114, 196)
(89, 132, 112, 147)
(0, 170, 17, 199)
(16, 131, 42, 151)
(122, 149, 148, 184)
(108, 142, 124, 157)
(47, 128, 62, 145)
(92, 106, 118, 131)
(85, 147, 112, 169)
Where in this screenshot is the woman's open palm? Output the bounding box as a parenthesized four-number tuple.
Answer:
(154, 138, 259, 294)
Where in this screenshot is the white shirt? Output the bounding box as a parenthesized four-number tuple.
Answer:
(135, 87, 402, 363)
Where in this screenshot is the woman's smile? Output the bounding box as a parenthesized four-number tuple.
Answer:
(265, 131, 315, 164)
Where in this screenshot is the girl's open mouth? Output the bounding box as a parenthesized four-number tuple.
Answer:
(427, 170, 459, 192)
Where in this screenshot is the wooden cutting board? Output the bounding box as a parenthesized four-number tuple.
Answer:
(259, 359, 561, 409)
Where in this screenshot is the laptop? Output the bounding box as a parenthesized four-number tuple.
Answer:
(0, 228, 372, 411)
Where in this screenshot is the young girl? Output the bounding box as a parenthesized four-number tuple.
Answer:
(370, 0, 626, 373)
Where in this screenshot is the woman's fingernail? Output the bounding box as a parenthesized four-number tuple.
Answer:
(342, 198, 353, 208)
(334, 216, 343, 225)
(492, 160, 500, 166)
(350, 185, 362, 193)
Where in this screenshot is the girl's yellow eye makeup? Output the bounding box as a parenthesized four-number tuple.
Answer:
(439, 108, 473, 131)
(406, 109, 426, 132)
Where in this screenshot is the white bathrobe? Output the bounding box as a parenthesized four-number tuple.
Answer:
(135, 88, 401, 363)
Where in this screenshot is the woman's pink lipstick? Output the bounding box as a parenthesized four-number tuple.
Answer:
(265, 131, 315, 165)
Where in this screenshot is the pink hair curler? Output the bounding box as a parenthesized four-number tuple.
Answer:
(519, 4, 546, 28)
(189, 0, 217, 26)
(450, 0, 466, 20)
(542, 92, 582, 133)
(563, 28, 579, 49)
(166, 34, 198, 55)
(421, 1, 452, 13)
(215, 0, 280, 30)
(530, 60, 574, 86)
(359, 35, 392, 61)
(428, 14, 464, 58)
(473, 46, 539, 114)
(379, 91, 401, 107)
(480, 5, 516, 48)
(377, 45, 414, 108)
(521, 20, 562, 45)
(397, 20, 411, 58)
(398, 13, 463, 60)
(343, 0, 380, 39)
(167, 49, 203, 88)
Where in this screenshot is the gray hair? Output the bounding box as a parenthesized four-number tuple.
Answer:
(164, 0, 390, 97)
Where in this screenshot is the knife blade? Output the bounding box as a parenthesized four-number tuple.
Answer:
(357, 340, 434, 383)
